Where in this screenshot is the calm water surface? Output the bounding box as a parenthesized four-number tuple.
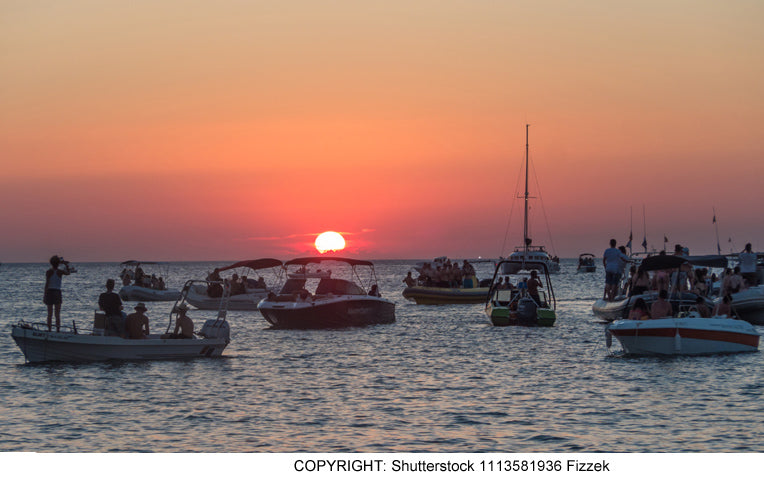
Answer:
(1, 260, 761, 452)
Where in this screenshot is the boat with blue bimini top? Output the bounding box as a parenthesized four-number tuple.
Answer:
(258, 257, 396, 329)
(10, 280, 232, 363)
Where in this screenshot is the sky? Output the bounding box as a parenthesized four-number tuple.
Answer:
(2, 0, 763, 262)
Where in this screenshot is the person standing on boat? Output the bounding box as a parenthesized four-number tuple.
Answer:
(125, 303, 150, 339)
(527, 270, 543, 306)
(99, 278, 125, 336)
(739, 243, 758, 287)
(603, 239, 630, 301)
(43, 255, 72, 332)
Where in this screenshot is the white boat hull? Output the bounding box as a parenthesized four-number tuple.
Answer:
(11, 325, 227, 363)
(119, 285, 181, 302)
(185, 285, 270, 310)
(607, 316, 760, 355)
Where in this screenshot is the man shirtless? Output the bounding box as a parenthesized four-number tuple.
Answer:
(125, 303, 150, 339)
(650, 290, 673, 319)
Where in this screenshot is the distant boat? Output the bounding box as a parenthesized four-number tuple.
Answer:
(118, 260, 181, 302)
(501, 125, 560, 275)
(577, 253, 596, 273)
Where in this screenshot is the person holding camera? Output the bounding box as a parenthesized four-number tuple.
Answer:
(44, 255, 73, 332)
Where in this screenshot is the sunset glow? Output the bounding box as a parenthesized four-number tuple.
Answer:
(1, 1, 763, 262)
(315, 232, 346, 254)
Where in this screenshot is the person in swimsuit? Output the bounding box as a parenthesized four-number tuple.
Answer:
(43, 255, 72, 332)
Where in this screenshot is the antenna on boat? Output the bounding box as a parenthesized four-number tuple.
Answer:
(712, 207, 722, 255)
(523, 124, 530, 260)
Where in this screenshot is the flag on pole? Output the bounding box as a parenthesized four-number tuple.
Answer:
(713, 215, 716, 223)
(642, 236, 648, 249)
(627, 231, 633, 250)
(664, 235, 668, 243)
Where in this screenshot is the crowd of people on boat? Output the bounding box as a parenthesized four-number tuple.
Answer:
(603, 239, 760, 320)
(120, 265, 166, 291)
(405, 258, 479, 288)
(205, 268, 267, 298)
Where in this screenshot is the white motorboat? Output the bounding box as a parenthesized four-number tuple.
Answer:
(10, 280, 232, 363)
(723, 285, 764, 325)
(258, 257, 396, 329)
(607, 313, 760, 355)
(500, 125, 560, 275)
(118, 260, 181, 302)
(185, 258, 283, 310)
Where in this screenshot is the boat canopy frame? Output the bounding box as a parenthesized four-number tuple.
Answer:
(488, 260, 556, 311)
(284, 257, 380, 295)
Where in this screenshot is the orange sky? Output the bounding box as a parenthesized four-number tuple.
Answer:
(2, 1, 763, 262)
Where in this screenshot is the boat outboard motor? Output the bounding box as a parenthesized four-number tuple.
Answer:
(516, 297, 537, 325)
(200, 319, 231, 343)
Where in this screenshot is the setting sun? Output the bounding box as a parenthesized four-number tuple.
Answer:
(314, 231, 346, 253)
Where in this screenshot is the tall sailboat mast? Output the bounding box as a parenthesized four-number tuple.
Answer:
(524, 124, 530, 255)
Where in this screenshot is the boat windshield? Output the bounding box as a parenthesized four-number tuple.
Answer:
(280, 278, 306, 294)
(315, 278, 364, 295)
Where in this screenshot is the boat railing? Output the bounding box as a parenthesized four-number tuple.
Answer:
(15, 320, 85, 335)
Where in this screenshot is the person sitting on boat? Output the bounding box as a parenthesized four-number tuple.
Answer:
(120, 268, 133, 285)
(297, 286, 312, 301)
(157, 277, 166, 290)
(722, 267, 744, 296)
(527, 270, 543, 306)
(713, 294, 733, 317)
(368, 284, 380, 297)
(650, 289, 673, 319)
(692, 269, 709, 297)
(99, 278, 125, 336)
(449, 263, 463, 288)
(134, 266, 145, 287)
(403, 272, 416, 288)
(229, 274, 246, 296)
(693, 296, 712, 318)
(739, 243, 758, 287)
(162, 304, 194, 339)
(254, 276, 267, 289)
(628, 297, 651, 320)
(125, 303, 150, 339)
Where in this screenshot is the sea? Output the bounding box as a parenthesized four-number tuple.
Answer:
(0, 259, 762, 453)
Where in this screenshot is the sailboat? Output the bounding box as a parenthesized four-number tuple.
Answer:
(502, 125, 560, 275)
